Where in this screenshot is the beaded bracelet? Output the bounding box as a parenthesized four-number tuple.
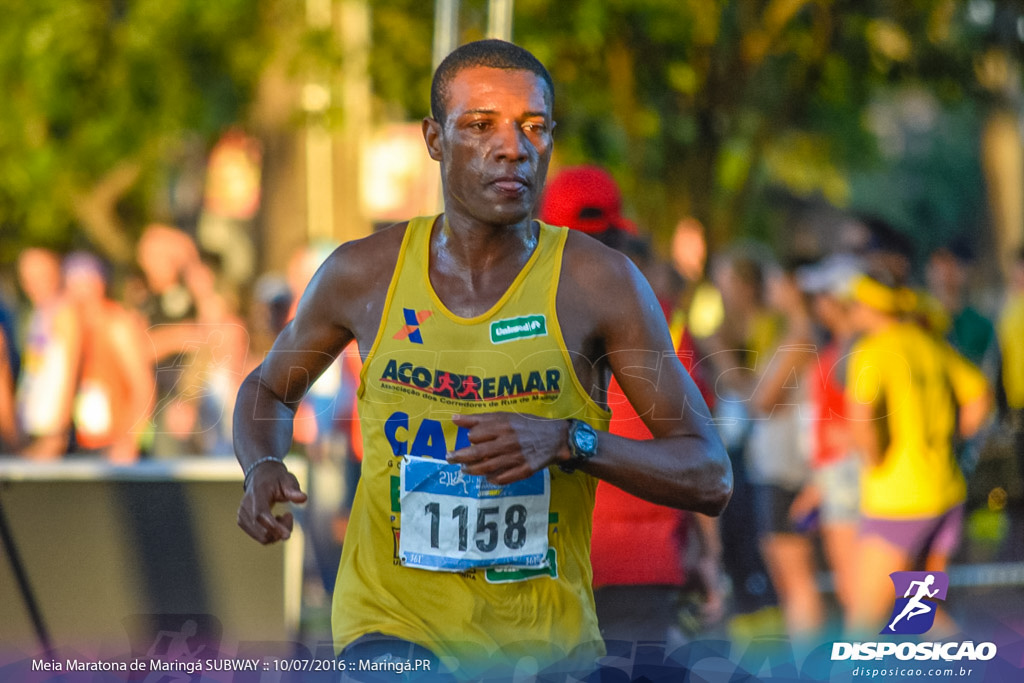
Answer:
(242, 456, 285, 491)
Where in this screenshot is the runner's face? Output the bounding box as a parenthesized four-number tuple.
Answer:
(427, 66, 554, 227)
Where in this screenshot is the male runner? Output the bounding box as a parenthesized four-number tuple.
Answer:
(234, 39, 731, 678)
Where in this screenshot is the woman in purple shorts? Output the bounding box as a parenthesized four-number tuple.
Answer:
(844, 274, 991, 636)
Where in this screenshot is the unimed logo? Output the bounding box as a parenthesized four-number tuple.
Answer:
(882, 571, 948, 635)
(489, 314, 547, 344)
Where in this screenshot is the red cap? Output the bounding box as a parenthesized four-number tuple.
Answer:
(538, 165, 636, 235)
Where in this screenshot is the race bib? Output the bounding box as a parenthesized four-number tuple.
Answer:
(399, 456, 550, 572)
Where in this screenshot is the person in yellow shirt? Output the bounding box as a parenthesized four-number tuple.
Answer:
(844, 274, 991, 636)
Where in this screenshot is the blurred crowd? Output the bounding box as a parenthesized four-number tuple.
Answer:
(536, 165, 1023, 647)
(0, 224, 361, 468)
(1, 163, 1022, 646)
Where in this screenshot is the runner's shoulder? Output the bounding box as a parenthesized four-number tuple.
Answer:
(559, 228, 648, 310)
(316, 221, 409, 294)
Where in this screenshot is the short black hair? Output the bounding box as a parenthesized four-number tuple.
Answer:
(430, 39, 554, 125)
(859, 214, 915, 259)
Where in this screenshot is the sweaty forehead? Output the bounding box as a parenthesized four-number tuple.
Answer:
(445, 66, 552, 117)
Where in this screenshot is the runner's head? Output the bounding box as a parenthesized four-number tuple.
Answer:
(424, 41, 556, 227)
(431, 39, 554, 126)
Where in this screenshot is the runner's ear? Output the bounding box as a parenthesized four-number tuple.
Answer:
(423, 117, 443, 162)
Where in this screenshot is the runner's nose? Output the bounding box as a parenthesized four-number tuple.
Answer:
(493, 120, 529, 161)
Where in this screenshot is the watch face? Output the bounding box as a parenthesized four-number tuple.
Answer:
(574, 426, 597, 454)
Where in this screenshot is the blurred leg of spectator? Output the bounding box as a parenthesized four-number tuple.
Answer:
(716, 409, 781, 634)
(756, 484, 822, 646)
(815, 455, 861, 623)
(849, 505, 964, 638)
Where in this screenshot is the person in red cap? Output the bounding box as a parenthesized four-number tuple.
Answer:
(540, 165, 726, 648)
(537, 165, 637, 248)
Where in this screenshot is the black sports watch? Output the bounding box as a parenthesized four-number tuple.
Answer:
(559, 419, 598, 473)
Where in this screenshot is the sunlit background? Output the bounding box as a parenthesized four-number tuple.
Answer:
(1, 0, 1023, 674)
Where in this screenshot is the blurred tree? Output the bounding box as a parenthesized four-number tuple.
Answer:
(7, 1, 1016, 265)
(848, 95, 988, 265)
(518, 0, 998, 248)
(0, 0, 311, 264)
(365, 1, 1017, 252)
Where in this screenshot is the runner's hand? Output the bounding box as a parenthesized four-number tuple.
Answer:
(237, 463, 308, 545)
(448, 413, 569, 485)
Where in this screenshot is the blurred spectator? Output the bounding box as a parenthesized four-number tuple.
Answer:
(536, 164, 637, 250)
(16, 247, 80, 459)
(845, 274, 992, 636)
(181, 256, 250, 455)
(197, 128, 262, 289)
(795, 254, 864, 627)
(539, 165, 725, 647)
(745, 260, 819, 644)
(137, 224, 200, 328)
(670, 217, 723, 340)
(63, 252, 154, 463)
(248, 274, 292, 365)
(926, 244, 999, 373)
(137, 224, 201, 457)
(699, 249, 782, 637)
(858, 215, 916, 286)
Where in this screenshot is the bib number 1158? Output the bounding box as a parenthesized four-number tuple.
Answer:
(424, 502, 528, 552)
(399, 456, 550, 572)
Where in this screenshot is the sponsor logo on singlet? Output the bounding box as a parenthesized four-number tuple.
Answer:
(490, 315, 547, 344)
(379, 359, 561, 403)
(393, 308, 433, 344)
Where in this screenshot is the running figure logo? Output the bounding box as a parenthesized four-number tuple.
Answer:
(881, 571, 950, 635)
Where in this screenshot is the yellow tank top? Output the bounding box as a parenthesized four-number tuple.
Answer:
(332, 215, 611, 677)
(846, 322, 986, 517)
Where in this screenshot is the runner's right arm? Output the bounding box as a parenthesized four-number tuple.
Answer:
(234, 226, 405, 544)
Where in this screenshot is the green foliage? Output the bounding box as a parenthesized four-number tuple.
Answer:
(0, 0, 291, 261)
(365, 0, 1003, 251)
(849, 97, 988, 261)
(1, 1, 1012, 263)
(368, 0, 435, 120)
